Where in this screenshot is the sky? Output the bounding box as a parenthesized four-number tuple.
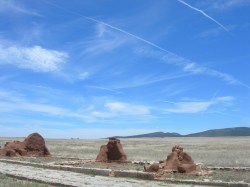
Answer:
(0, 0, 249, 138)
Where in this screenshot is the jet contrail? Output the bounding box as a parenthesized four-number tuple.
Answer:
(44, 1, 249, 89)
(44, 0, 174, 55)
(83, 16, 175, 54)
(177, 0, 230, 33)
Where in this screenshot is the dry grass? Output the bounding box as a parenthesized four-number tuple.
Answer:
(42, 137, 250, 167)
(1, 136, 250, 184)
(121, 137, 250, 167)
(1, 137, 250, 167)
(0, 174, 48, 187)
(164, 170, 250, 183)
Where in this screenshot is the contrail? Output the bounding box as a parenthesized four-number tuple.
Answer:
(44, 0, 173, 55)
(177, 0, 230, 33)
(87, 85, 123, 94)
(44, 1, 249, 89)
(83, 16, 175, 54)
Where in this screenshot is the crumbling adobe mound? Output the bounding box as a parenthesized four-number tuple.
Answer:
(165, 145, 196, 173)
(144, 163, 160, 172)
(145, 145, 198, 174)
(96, 138, 127, 162)
(0, 133, 50, 157)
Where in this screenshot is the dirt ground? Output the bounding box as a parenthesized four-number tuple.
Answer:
(0, 161, 214, 187)
(0, 137, 249, 186)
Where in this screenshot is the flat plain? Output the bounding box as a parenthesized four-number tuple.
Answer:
(44, 137, 250, 167)
(0, 137, 250, 186)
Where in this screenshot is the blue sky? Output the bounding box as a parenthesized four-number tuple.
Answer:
(0, 0, 249, 138)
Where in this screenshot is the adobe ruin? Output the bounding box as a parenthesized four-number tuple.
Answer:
(96, 138, 127, 162)
(145, 145, 198, 174)
(0, 133, 50, 157)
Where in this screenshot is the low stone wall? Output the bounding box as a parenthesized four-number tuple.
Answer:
(0, 158, 249, 187)
(0, 172, 76, 187)
(114, 170, 155, 180)
(0, 158, 111, 176)
(159, 178, 248, 187)
(208, 167, 250, 171)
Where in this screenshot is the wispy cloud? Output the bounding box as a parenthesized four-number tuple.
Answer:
(105, 102, 150, 116)
(110, 72, 188, 89)
(162, 53, 250, 89)
(0, 100, 86, 119)
(87, 101, 152, 120)
(0, 88, 91, 120)
(198, 27, 226, 38)
(0, 0, 41, 16)
(83, 23, 131, 56)
(165, 96, 234, 113)
(87, 85, 123, 94)
(197, 0, 250, 10)
(0, 117, 77, 128)
(0, 41, 68, 73)
(0, 125, 158, 138)
(45, 1, 173, 54)
(78, 72, 90, 80)
(46, 1, 248, 89)
(177, 0, 230, 33)
(82, 16, 246, 88)
(0, 88, 152, 123)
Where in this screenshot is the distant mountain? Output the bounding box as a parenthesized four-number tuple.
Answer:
(113, 131, 181, 138)
(111, 127, 250, 138)
(186, 127, 250, 137)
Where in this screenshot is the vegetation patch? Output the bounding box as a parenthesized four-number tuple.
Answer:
(0, 174, 49, 187)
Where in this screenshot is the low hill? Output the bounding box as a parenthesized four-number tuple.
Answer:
(111, 127, 250, 138)
(113, 132, 181, 138)
(186, 127, 250, 137)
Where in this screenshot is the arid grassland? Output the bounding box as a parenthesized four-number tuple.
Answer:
(1, 137, 250, 167)
(0, 174, 48, 187)
(47, 137, 250, 167)
(0, 137, 250, 185)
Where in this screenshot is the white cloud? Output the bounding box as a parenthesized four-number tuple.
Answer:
(0, 117, 77, 128)
(83, 23, 131, 56)
(0, 43, 68, 72)
(198, 27, 225, 38)
(0, 89, 92, 121)
(183, 63, 205, 74)
(198, 25, 236, 38)
(106, 102, 126, 111)
(0, 125, 158, 138)
(78, 72, 90, 80)
(96, 23, 106, 37)
(33, 2, 248, 89)
(162, 53, 250, 88)
(198, 0, 250, 10)
(165, 96, 234, 113)
(0, 0, 41, 16)
(166, 101, 212, 113)
(0, 100, 88, 120)
(87, 85, 123, 94)
(105, 102, 150, 115)
(91, 111, 114, 118)
(0, 89, 151, 123)
(45, 4, 247, 89)
(215, 96, 234, 102)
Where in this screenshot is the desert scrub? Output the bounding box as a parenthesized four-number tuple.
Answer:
(1, 137, 250, 167)
(0, 174, 49, 187)
(82, 162, 144, 171)
(211, 170, 250, 183)
(0, 156, 55, 164)
(164, 170, 250, 183)
(121, 137, 250, 167)
(45, 138, 103, 158)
